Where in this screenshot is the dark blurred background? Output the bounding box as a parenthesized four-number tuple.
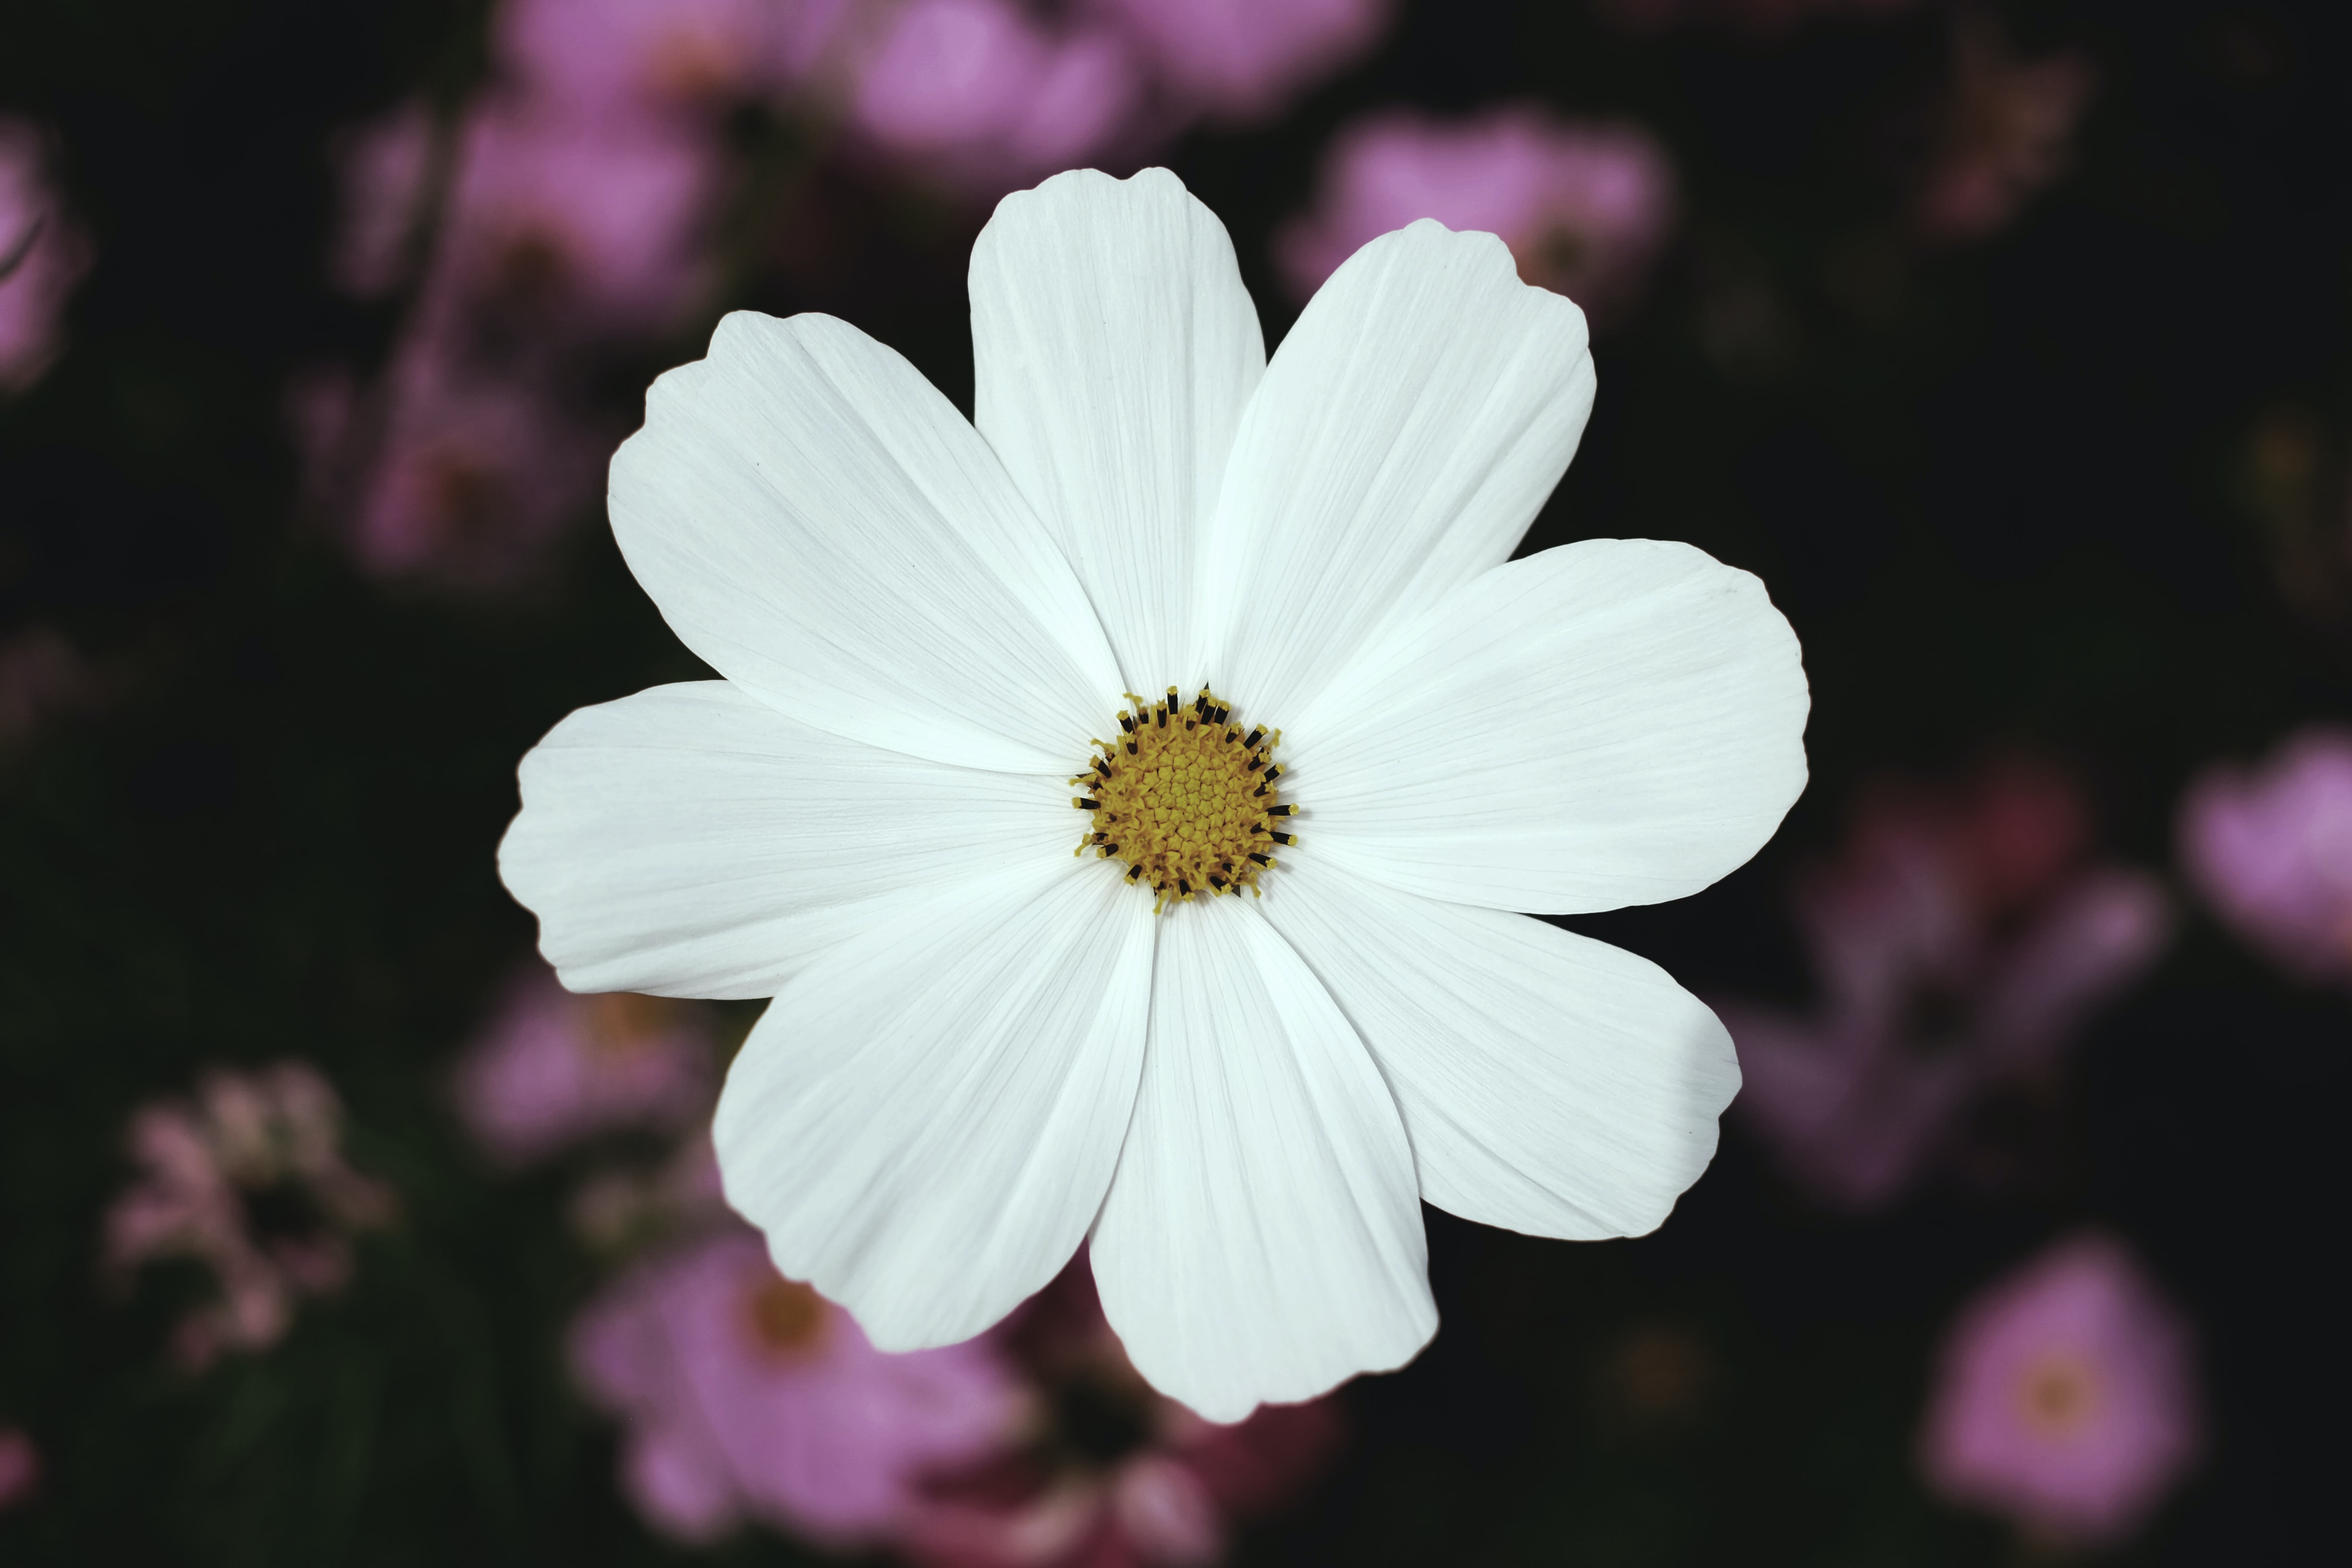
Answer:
(2, 0, 2346, 1563)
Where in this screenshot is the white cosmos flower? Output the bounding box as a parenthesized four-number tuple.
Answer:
(500, 167, 1808, 1422)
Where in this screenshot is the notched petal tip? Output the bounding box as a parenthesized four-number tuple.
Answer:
(981, 166, 1200, 246)
(1339, 216, 1594, 353)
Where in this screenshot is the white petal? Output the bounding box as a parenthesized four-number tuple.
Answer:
(1255, 857, 1740, 1239)
(610, 310, 1123, 773)
(498, 681, 1072, 998)
(1090, 895, 1434, 1423)
(972, 168, 1265, 694)
(1287, 538, 1809, 914)
(1199, 220, 1595, 721)
(713, 859, 1153, 1350)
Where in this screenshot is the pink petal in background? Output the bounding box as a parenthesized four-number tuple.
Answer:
(0, 1426, 39, 1512)
(2179, 725, 2352, 987)
(1920, 1233, 2200, 1545)
(1723, 763, 2170, 1211)
(571, 1227, 1023, 1546)
(454, 964, 717, 1165)
(0, 118, 92, 395)
(1090, 0, 1391, 122)
(848, 0, 1143, 197)
(1278, 105, 1674, 323)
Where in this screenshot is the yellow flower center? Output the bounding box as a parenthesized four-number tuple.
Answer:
(741, 1271, 831, 1364)
(1072, 686, 1296, 912)
(2014, 1350, 2101, 1439)
(584, 991, 685, 1057)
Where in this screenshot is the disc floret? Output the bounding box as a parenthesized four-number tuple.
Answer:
(1071, 686, 1298, 911)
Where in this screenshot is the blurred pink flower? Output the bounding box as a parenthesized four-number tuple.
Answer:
(1088, 0, 1391, 122)
(1278, 106, 1674, 321)
(454, 963, 717, 1164)
(848, 0, 1144, 196)
(1596, 0, 1919, 36)
(1722, 760, 2171, 1209)
(1921, 1233, 2200, 1545)
(0, 117, 92, 395)
(0, 625, 104, 751)
(334, 335, 605, 591)
(0, 1426, 37, 1512)
(104, 1062, 396, 1370)
(496, 0, 849, 117)
(330, 100, 439, 298)
(907, 1260, 1344, 1568)
(2179, 725, 2352, 987)
(431, 96, 722, 341)
(572, 1226, 1022, 1546)
(1914, 11, 2097, 245)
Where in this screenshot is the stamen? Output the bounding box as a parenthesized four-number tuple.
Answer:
(1073, 685, 1298, 911)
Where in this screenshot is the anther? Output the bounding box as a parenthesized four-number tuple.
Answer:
(1270, 831, 1296, 845)
(1244, 728, 1265, 748)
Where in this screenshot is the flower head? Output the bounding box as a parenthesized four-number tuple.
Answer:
(1722, 759, 2170, 1209)
(1278, 106, 1675, 323)
(2179, 725, 2352, 987)
(104, 1063, 396, 1369)
(454, 962, 717, 1164)
(1920, 1233, 2200, 1545)
(0, 118, 92, 396)
(571, 1226, 1022, 1545)
(501, 167, 1808, 1419)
